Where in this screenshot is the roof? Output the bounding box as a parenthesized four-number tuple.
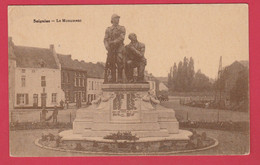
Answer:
(58, 54, 104, 78)
(8, 37, 16, 60)
(238, 60, 249, 68)
(14, 46, 59, 69)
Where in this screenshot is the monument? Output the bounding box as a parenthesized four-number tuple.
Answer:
(59, 14, 192, 147)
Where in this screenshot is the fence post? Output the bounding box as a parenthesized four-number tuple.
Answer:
(217, 110, 220, 122)
(40, 112, 42, 122)
(10, 111, 13, 123)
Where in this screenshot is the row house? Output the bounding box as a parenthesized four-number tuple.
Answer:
(57, 55, 105, 105)
(8, 37, 65, 109)
(85, 62, 105, 104)
(58, 54, 88, 105)
(86, 77, 104, 104)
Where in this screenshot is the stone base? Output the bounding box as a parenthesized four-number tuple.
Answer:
(60, 129, 192, 142)
(83, 129, 170, 138)
(71, 83, 182, 139)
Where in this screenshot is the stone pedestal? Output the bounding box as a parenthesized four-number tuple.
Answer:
(72, 83, 179, 138)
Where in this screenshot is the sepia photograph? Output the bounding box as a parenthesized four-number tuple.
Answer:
(8, 4, 249, 156)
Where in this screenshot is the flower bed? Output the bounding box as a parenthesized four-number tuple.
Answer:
(103, 131, 139, 141)
(37, 129, 216, 154)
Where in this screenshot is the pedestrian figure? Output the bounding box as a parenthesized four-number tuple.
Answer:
(41, 106, 48, 122)
(53, 105, 59, 123)
(60, 99, 64, 110)
(65, 100, 69, 109)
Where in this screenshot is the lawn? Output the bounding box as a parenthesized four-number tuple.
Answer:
(10, 109, 77, 123)
(160, 99, 249, 122)
(10, 99, 249, 123)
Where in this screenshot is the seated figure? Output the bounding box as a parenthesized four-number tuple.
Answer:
(125, 33, 147, 82)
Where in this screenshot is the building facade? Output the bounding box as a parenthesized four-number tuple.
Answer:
(58, 55, 105, 106)
(222, 61, 249, 105)
(86, 77, 104, 104)
(8, 37, 16, 109)
(58, 55, 88, 105)
(10, 40, 65, 109)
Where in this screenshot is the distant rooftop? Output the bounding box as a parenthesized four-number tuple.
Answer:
(14, 45, 59, 69)
(58, 54, 104, 78)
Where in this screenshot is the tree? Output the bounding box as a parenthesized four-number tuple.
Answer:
(176, 61, 183, 91)
(192, 69, 212, 92)
(230, 69, 249, 104)
(168, 66, 173, 91)
(182, 57, 189, 91)
(168, 57, 212, 92)
(172, 63, 178, 91)
(187, 57, 195, 91)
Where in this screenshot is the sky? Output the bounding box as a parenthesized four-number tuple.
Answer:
(8, 4, 248, 78)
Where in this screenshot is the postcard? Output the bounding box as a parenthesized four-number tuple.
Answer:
(8, 4, 249, 156)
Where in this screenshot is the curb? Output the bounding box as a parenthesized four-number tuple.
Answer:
(34, 137, 219, 156)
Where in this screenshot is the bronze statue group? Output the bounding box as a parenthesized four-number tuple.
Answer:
(104, 14, 147, 83)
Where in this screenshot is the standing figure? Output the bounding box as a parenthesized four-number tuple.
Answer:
(60, 99, 64, 110)
(53, 106, 58, 123)
(41, 106, 48, 122)
(125, 33, 147, 82)
(104, 14, 126, 83)
(66, 100, 69, 109)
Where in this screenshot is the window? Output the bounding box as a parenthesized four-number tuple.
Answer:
(41, 76, 46, 87)
(62, 72, 65, 83)
(16, 94, 29, 105)
(82, 92, 86, 102)
(83, 79, 85, 87)
(39, 59, 46, 67)
(74, 72, 77, 86)
(92, 81, 94, 90)
(76, 78, 79, 87)
(65, 91, 70, 101)
(67, 72, 70, 83)
(33, 94, 38, 104)
(21, 76, 26, 87)
(80, 78, 83, 87)
(52, 93, 57, 103)
(74, 92, 77, 102)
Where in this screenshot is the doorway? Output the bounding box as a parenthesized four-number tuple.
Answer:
(33, 94, 38, 108)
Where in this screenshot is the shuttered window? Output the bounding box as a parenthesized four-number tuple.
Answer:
(41, 76, 46, 87)
(52, 93, 57, 103)
(21, 76, 26, 87)
(16, 94, 29, 105)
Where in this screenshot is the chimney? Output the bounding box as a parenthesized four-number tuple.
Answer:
(50, 44, 54, 52)
(8, 37, 16, 60)
(8, 36, 14, 47)
(50, 44, 61, 69)
(8, 37, 12, 42)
